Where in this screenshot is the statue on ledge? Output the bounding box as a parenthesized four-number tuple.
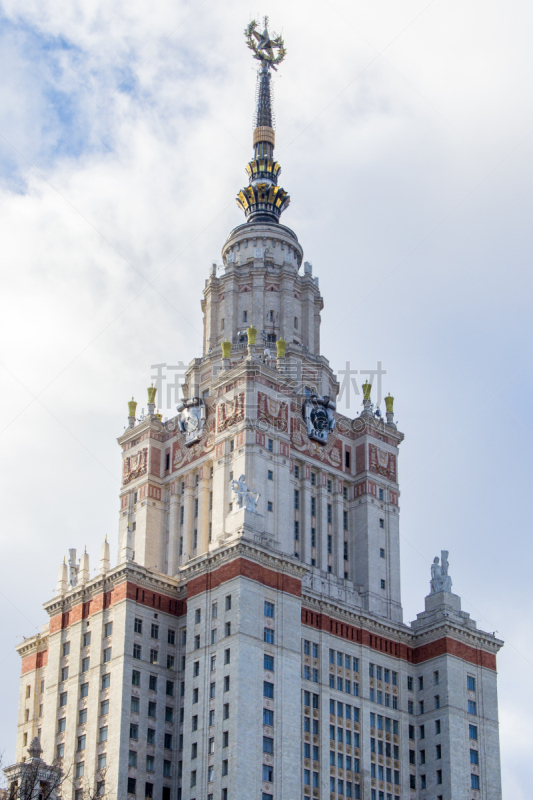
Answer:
(430, 550, 453, 594)
(231, 474, 260, 513)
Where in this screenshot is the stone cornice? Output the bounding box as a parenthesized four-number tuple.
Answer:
(179, 537, 309, 586)
(43, 562, 184, 617)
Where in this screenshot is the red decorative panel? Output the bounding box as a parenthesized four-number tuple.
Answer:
(257, 392, 289, 432)
(123, 447, 148, 485)
(280, 442, 290, 458)
(150, 447, 162, 477)
(369, 444, 397, 482)
(355, 444, 365, 474)
(256, 432, 265, 447)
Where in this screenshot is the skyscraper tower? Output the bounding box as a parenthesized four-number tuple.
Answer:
(10, 20, 503, 800)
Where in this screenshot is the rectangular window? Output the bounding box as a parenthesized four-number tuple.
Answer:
(263, 736, 274, 754)
(133, 643, 141, 660)
(468, 700, 477, 715)
(83, 632, 91, 647)
(470, 748, 479, 764)
(129, 724, 138, 740)
(165, 707, 173, 722)
(264, 654, 274, 671)
(471, 774, 480, 790)
(61, 666, 69, 682)
(77, 735, 86, 751)
(164, 733, 173, 749)
(311, 497, 316, 517)
(268, 470, 273, 481)
(264, 628, 274, 644)
(59, 692, 68, 707)
(469, 724, 478, 740)
(263, 708, 274, 725)
(104, 622, 113, 638)
(103, 647, 111, 663)
(467, 675, 476, 691)
(264, 681, 274, 699)
(134, 618, 142, 634)
(225, 595, 232, 610)
(327, 504, 332, 523)
(267, 439, 273, 453)
(225, 621, 231, 637)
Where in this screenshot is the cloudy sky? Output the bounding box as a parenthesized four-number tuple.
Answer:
(0, 0, 531, 792)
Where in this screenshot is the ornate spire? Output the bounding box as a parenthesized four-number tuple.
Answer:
(237, 18, 290, 223)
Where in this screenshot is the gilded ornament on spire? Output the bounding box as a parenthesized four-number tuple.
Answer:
(236, 17, 290, 224)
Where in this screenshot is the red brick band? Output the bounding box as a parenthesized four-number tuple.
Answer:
(187, 557, 302, 599)
(21, 650, 48, 676)
(48, 582, 186, 636)
(302, 608, 496, 670)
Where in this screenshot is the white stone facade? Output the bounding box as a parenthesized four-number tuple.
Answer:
(9, 52, 504, 800)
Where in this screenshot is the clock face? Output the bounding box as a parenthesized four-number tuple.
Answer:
(310, 406, 329, 432)
(184, 411, 199, 432)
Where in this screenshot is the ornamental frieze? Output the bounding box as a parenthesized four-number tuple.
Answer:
(368, 443, 397, 481)
(217, 392, 245, 432)
(123, 447, 148, 485)
(257, 391, 288, 431)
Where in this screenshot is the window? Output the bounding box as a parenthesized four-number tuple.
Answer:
(380, 579, 386, 589)
(151, 623, 159, 640)
(268, 470, 273, 481)
(134, 618, 142, 634)
(223, 702, 229, 719)
(262, 764, 273, 782)
(311, 472, 316, 486)
(267, 439, 273, 453)
(435, 695, 440, 709)
(194, 635, 200, 650)
(295, 465, 300, 479)
(264, 654, 274, 671)
(223, 675, 230, 692)
(263, 708, 274, 726)
(127, 778, 136, 795)
(470, 748, 479, 764)
(434, 669, 439, 685)
(99, 726, 108, 743)
(418, 676, 424, 691)
(59, 691, 68, 707)
(467, 675, 476, 691)
(419, 701, 424, 714)
(103, 647, 111, 663)
(167, 628, 175, 645)
(224, 648, 231, 665)
(77, 735, 86, 751)
(264, 682, 274, 699)
(468, 700, 477, 715)
(192, 688, 199, 704)
(61, 667, 69, 682)
(133, 643, 141, 660)
(166, 680, 174, 697)
(267, 501, 273, 512)
(436, 744, 442, 759)
(419, 725, 425, 739)
(471, 774, 480, 790)
(225, 595, 232, 610)
(148, 701, 156, 718)
(165, 706, 173, 723)
(78, 708, 87, 725)
(264, 628, 274, 644)
(98, 754, 107, 770)
(211, 629, 217, 645)
(130, 724, 138, 740)
(407, 676, 413, 691)
(263, 736, 274, 754)
(225, 622, 232, 637)
(98, 699, 109, 716)
(131, 696, 140, 713)
(311, 497, 316, 517)
(128, 750, 137, 767)
(145, 783, 153, 799)
(56, 743, 64, 759)
(380, 548, 385, 559)
(83, 632, 91, 647)
(104, 622, 113, 638)
(62, 643, 70, 657)
(327, 504, 332, 523)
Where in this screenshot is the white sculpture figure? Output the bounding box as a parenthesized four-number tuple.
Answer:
(430, 550, 453, 594)
(231, 474, 260, 513)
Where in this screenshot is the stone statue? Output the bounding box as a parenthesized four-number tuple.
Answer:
(231, 474, 260, 513)
(430, 550, 453, 594)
